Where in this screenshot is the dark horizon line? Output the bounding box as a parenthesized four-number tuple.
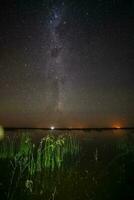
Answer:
(4, 127, 134, 130)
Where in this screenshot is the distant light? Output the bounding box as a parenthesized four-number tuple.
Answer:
(116, 126, 121, 129)
(50, 126, 55, 130)
(112, 125, 121, 129)
(0, 125, 4, 141)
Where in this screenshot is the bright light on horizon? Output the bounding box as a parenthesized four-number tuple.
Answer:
(50, 126, 55, 130)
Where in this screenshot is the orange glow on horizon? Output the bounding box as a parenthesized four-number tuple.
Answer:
(112, 124, 121, 129)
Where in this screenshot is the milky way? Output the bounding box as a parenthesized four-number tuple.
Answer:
(45, 2, 65, 115)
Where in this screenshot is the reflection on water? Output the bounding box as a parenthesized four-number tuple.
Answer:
(0, 129, 134, 200)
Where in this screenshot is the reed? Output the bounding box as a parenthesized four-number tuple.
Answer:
(0, 136, 16, 159)
(0, 132, 80, 199)
(0, 133, 80, 172)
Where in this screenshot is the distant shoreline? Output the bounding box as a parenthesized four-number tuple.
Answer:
(4, 127, 134, 131)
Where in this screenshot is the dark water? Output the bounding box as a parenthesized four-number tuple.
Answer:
(0, 129, 134, 200)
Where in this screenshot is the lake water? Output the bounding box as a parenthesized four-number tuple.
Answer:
(0, 129, 134, 200)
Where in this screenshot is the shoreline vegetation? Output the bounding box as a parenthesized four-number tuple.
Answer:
(0, 132, 80, 200)
(0, 129, 134, 200)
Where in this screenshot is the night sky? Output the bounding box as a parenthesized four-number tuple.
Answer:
(0, 0, 134, 128)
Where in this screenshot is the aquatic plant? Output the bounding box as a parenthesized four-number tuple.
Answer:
(17, 134, 36, 176)
(0, 133, 79, 172)
(41, 135, 65, 170)
(36, 134, 79, 171)
(0, 136, 16, 159)
(25, 179, 33, 193)
(0, 133, 80, 200)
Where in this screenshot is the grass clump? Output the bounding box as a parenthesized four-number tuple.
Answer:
(0, 132, 80, 199)
(0, 136, 16, 159)
(0, 133, 80, 173)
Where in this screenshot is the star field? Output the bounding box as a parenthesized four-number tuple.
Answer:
(0, 0, 134, 128)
